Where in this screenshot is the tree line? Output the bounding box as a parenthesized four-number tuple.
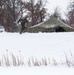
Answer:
(0, 0, 74, 32)
(0, 0, 47, 32)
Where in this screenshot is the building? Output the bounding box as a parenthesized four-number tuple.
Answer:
(28, 17, 74, 33)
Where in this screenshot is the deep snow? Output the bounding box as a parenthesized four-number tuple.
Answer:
(0, 32, 74, 62)
(0, 32, 74, 75)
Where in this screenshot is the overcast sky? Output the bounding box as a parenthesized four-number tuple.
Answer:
(46, 0, 71, 18)
(46, 0, 70, 12)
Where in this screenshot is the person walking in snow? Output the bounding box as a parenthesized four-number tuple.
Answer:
(17, 16, 28, 34)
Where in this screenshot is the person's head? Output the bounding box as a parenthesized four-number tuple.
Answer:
(23, 16, 28, 19)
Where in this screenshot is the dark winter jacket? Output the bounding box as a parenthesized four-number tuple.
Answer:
(18, 18, 28, 26)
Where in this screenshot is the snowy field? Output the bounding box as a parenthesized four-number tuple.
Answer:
(0, 32, 74, 75)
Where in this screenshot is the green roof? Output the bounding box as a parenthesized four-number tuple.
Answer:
(28, 17, 74, 32)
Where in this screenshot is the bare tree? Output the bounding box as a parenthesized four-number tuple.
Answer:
(52, 7, 61, 19)
(24, 0, 47, 26)
(67, 1, 74, 26)
(0, 0, 24, 32)
(0, 0, 4, 25)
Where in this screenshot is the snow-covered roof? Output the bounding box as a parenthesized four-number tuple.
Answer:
(30, 17, 73, 29)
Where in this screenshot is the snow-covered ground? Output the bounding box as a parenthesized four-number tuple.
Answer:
(0, 67, 74, 75)
(0, 32, 74, 75)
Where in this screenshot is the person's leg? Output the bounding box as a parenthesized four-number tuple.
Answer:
(20, 25, 25, 34)
(20, 26, 23, 34)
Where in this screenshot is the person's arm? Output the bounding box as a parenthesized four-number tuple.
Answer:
(17, 18, 22, 23)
